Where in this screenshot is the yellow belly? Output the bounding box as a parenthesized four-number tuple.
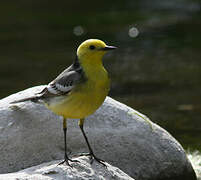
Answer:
(45, 78, 110, 119)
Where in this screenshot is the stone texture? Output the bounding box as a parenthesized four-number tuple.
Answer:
(0, 156, 134, 180)
(0, 86, 196, 180)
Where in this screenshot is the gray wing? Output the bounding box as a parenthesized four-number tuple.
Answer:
(10, 59, 85, 104)
(10, 69, 83, 104)
(39, 62, 85, 98)
(47, 70, 82, 95)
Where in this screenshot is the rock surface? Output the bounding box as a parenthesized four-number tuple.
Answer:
(0, 86, 196, 180)
(0, 156, 134, 180)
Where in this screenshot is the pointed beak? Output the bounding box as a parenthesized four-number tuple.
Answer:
(102, 45, 117, 51)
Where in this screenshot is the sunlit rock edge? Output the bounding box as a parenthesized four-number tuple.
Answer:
(187, 150, 201, 180)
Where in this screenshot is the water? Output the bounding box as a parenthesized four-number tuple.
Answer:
(0, 0, 200, 178)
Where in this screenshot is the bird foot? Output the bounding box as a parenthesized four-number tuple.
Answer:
(58, 155, 79, 167)
(89, 154, 106, 167)
(78, 152, 106, 167)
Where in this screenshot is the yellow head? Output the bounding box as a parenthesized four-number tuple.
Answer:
(77, 39, 117, 65)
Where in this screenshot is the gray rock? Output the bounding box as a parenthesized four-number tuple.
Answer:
(0, 86, 196, 180)
(0, 156, 134, 180)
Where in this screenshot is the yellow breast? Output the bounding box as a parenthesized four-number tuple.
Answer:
(46, 66, 110, 119)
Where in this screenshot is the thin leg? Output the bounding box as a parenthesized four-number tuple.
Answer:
(78, 118, 106, 166)
(58, 118, 78, 166)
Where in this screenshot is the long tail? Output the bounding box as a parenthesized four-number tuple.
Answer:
(10, 96, 41, 104)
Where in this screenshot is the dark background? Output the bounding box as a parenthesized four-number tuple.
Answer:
(0, 0, 201, 163)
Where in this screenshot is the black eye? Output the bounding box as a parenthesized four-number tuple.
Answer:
(89, 45, 95, 50)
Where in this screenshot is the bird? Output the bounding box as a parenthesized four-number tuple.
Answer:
(11, 39, 117, 166)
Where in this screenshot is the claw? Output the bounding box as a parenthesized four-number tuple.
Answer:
(89, 155, 106, 167)
(78, 153, 106, 167)
(58, 159, 73, 167)
(69, 159, 80, 163)
(57, 154, 79, 167)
